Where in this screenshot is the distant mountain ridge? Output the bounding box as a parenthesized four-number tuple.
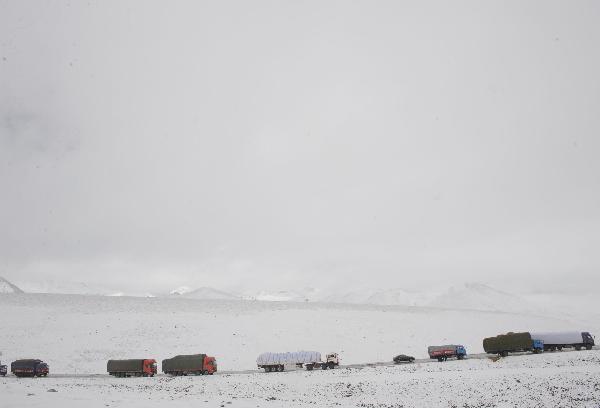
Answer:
(0, 276, 24, 294)
(172, 286, 241, 300)
(6, 278, 541, 314)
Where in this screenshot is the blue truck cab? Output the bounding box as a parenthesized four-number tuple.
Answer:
(456, 345, 467, 357)
(533, 339, 544, 353)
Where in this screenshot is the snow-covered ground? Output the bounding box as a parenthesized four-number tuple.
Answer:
(1, 292, 599, 406)
(2, 351, 600, 407)
(0, 293, 598, 374)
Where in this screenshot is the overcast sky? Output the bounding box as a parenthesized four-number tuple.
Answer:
(1, 0, 599, 294)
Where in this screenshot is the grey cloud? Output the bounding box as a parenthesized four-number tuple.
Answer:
(0, 0, 599, 295)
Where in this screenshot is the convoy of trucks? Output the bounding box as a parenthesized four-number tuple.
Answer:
(256, 351, 340, 372)
(427, 345, 467, 362)
(107, 359, 157, 377)
(10, 359, 49, 377)
(483, 332, 544, 357)
(0, 330, 595, 378)
(162, 354, 217, 376)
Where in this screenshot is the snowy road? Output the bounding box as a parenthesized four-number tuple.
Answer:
(2, 350, 600, 408)
(28, 346, 600, 379)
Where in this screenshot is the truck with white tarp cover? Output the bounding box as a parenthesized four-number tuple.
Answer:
(256, 351, 339, 372)
(530, 331, 595, 351)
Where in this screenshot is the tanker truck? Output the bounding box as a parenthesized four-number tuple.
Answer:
(107, 359, 157, 377)
(257, 351, 339, 372)
(162, 354, 217, 376)
(427, 345, 467, 362)
(530, 331, 595, 351)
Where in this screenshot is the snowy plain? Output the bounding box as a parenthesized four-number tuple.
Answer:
(1, 292, 599, 407)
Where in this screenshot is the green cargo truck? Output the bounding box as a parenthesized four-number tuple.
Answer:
(162, 354, 217, 376)
(483, 332, 544, 357)
(107, 359, 157, 377)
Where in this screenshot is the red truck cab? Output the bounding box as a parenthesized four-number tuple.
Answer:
(143, 359, 158, 376)
(204, 356, 217, 374)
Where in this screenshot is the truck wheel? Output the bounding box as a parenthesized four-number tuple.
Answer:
(306, 365, 313, 371)
(437, 357, 443, 362)
(328, 362, 335, 369)
(586, 345, 592, 350)
(576, 346, 582, 351)
(321, 363, 327, 370)
(278, 365, 284, 372)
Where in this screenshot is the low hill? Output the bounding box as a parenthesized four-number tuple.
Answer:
(0, 276, 24, 294)
(428, 283, 539, 314)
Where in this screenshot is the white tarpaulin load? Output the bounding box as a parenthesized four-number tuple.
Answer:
(256, 351, 322, 365)
(530, 332, 583, 345)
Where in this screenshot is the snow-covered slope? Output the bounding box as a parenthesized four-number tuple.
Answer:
(0, 276, 24, 294)
(0, 293, 597, 374)
(4, 351, 599, 408)
(176, 287, 240, 300)
(323, 288, 438, 307)
(15, 280, 109, 295)
(428, 283, 539, 313)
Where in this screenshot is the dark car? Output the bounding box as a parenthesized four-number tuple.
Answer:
(0, 362, 7, 376)
(393, 354, 415, 364)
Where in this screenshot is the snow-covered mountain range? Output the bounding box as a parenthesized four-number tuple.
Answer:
(1, 275, 551, 314)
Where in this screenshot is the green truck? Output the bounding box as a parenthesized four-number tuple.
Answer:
(162, 354, 217, 376)
(483, 332, 544, 357)
(107, 359, 157, 377)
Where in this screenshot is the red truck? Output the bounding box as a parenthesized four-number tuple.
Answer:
(427, 345, 467, 362)
(162, 354, 217, 376)
(107, 359, 157, 377)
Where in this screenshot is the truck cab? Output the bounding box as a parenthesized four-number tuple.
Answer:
(532, 339, 544, 353)
(582, 332, 595, 349)
(326, 353, 340, 367)
(204, 356, 217, 374)
(143, 359, 158, 376)
(36, 362, 50, 376)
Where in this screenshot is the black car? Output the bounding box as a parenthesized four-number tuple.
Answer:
(393, 354, 415, 364)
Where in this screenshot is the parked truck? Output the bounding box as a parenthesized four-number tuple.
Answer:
(0, 361, 7, 376)
(530, 331, 595, 351)
(427, 345, 467, 362)
(11, 359, 49, 377)
(107, 359, 157, 377)
(162, 354, 217, 376)
(257, 351, 340, 372)
(483, 332, 544, 357)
